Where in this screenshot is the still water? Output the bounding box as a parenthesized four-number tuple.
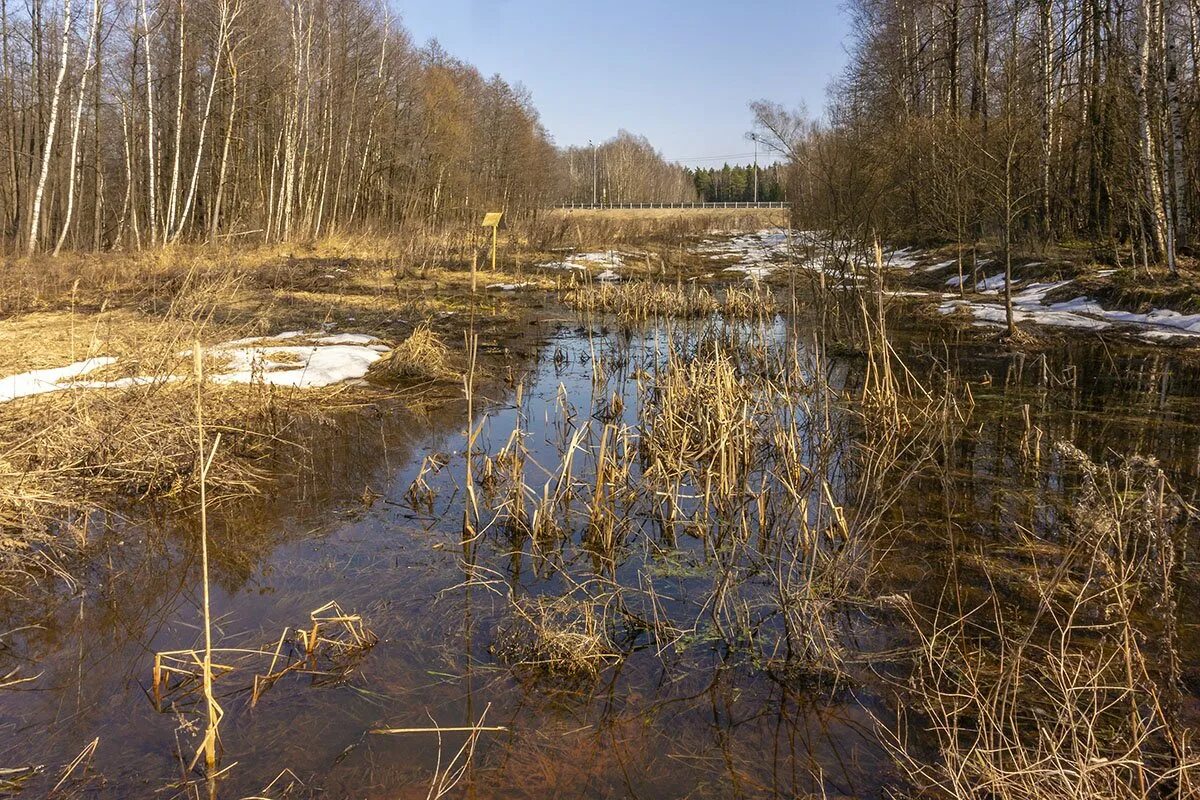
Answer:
(2, 313, 1199, 799)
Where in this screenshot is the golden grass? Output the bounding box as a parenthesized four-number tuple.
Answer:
(527, 208, 787, 252)
(368, 324, 455, 383)
(491, 592, 619, 680)
(565, 281, 777, 321)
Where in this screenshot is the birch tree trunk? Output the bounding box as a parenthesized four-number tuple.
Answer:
(164, 0, 184, 236)
(171, 0, 235, 243)
(1038, 0, 1054, 240)
(27, 0, 72, 254)
(209, 44, 238, 242)
(141, 0, 159, 246)
(1165, 8, 1189, 249)
(54, 0, 101, 255)
(1136, 0, 1169, 259)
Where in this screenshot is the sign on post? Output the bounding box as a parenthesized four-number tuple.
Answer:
(478, 212, 504, 293)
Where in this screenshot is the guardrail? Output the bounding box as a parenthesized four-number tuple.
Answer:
(552, 202, 789, 210)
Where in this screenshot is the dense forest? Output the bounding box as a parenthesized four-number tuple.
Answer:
(689, 163, 787, 202)
(0, 0, 560, 254)
(762, 0, 1197, 271)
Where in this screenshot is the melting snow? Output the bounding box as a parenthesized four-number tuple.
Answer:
(539, 251, 625, 275)
(0, 332, 390, 403)
(0, 357, 119, 403)
(940, 277, 1200, 340)
(695, 229, 790, 273)
(209, 342, 388, 388)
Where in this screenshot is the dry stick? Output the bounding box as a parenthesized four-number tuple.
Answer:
(462, 332, 480, 546)
(192, 343, 222, 789)
(369, 725, 508, 735)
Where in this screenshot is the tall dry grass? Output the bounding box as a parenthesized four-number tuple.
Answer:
(0, 270, 334, 584)
(884, 444, 1198, 799)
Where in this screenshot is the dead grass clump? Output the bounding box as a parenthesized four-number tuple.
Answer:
(723, 283, 778, 317)
(0, 380, 284, 504)
(368, 324, 454, 383)
(491, 593, 619, 680)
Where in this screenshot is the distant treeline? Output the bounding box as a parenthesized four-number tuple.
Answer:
(557, 131, 698, 205)
(688, 164, 786, 203)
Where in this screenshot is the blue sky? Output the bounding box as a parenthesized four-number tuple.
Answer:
(392, 1, 850, 167)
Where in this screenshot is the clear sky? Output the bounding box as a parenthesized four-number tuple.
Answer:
(391, 1, 850, 167)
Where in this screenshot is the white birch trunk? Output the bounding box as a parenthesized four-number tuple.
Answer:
(171, 0, 236, 243)
(54, 0, 100, 255)
(141, 0, 159, 245)
(27, 0, 72, 254)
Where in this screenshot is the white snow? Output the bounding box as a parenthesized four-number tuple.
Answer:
(939, 275, 1200, 340)
(977, 273, 1019, 293)
(0, 357, 119, 403)
(486, 283, 532, 291)
(695, 229, 790, 272)
(314, 333, 383, 346)
(884, 248, 923, 270)
(924, 259, 958, 273)
(0, 332, 391, 403)
(539, 251, 625, 274)
(209, 342, 389, 388)
(939, 299, 1111, 331)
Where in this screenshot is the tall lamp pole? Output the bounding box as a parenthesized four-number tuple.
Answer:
(751, 133, 759, 203)
(590, 139, 598, 207)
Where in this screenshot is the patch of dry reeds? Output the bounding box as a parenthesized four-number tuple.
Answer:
(0, 272, 332, 585)
(368, 324, 454, 383)
(565, 281, 776, 322)
(883, 444, 1199, 799)
(491, 591, 620, 680)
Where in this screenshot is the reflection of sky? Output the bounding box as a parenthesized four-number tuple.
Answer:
(391, 0, 849, 163)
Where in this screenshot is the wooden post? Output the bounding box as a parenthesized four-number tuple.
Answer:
(479, 211, 503, 288)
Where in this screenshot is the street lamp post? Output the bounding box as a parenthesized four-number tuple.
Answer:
(590, 139, 598, 207)
(751, 133, 759, 204)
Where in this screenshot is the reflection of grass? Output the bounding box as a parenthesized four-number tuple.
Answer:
(886, 445, 1200, 799)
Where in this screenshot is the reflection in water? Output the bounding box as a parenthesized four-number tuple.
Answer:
(3, 317, 1200, 799)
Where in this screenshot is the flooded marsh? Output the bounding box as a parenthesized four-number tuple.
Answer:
(3, 243, 1200, 799)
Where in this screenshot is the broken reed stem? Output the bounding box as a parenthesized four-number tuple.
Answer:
(193, 342, 221, 787)
(462, 332, 479, 545)
(369, 725, 508, 735)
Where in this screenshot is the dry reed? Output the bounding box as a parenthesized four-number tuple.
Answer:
(883, 443, 1198, 799)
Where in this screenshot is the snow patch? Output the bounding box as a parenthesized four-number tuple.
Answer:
(210, 343, 388, 388)
(0, 357, 119, 403)
(0, 332, 390, 403)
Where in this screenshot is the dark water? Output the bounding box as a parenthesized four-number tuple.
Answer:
(3, 313, 1200, 799)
